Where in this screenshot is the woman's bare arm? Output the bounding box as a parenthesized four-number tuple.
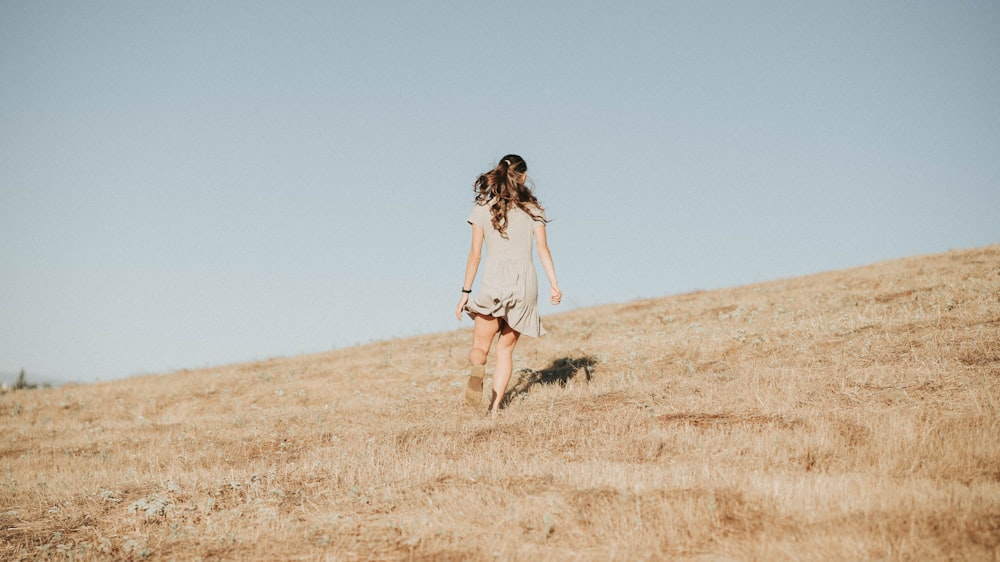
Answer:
(455, 224, 485, 320)
(534, 225, 562, 305)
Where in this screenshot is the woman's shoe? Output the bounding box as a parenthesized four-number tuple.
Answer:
(465, 365, 484, 407)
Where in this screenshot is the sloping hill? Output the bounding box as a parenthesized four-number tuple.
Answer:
(2, 245, 998, 561)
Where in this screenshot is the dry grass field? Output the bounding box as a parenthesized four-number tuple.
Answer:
(2, 245, 999, 561)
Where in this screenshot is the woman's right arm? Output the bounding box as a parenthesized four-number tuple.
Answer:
(534, 225, 562, 305)
(456, 224, 485, 320)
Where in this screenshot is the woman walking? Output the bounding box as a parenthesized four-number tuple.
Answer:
(455, 154, 562, 415)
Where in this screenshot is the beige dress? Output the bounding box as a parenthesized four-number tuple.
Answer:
(463, 200, 546, 337)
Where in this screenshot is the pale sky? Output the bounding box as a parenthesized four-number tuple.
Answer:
(2, 1, 998, 383)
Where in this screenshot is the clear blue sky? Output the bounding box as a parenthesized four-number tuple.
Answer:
(2, 1, 998, 383)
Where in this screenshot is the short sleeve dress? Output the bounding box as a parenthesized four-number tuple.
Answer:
(464, 200, 547, 337)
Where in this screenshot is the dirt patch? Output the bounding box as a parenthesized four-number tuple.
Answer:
(873, 286, 936, 303)
(656, 412, 802, 429)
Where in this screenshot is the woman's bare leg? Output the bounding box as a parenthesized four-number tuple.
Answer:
(469, 314, 499, 366)
(467, 314, 499, 406)
(490, 323, 520, 413)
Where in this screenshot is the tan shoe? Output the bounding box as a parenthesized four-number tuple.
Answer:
(465, 365, 484, 407)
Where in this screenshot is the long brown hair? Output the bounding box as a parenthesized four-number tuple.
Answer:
(472, 154, 546, 238)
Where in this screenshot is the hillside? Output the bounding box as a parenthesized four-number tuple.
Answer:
(2, 245, 998, 561)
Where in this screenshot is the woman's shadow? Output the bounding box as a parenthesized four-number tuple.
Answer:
(499, 355, 598, 409)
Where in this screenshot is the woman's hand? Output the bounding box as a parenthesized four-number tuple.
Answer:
(550, 285, 562, 305)
(455, 293, 469, 320)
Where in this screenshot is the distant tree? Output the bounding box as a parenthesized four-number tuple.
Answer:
(14, 369, 37, 390)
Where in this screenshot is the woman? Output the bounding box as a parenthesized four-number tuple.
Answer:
(455, 154, 562, 415)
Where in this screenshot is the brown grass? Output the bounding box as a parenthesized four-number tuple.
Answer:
(2, 245, 999, 561)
